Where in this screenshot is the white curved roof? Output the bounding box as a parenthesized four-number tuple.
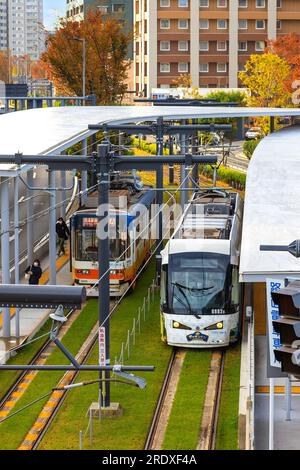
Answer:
(1, 105, 300, 157)
(240, 125, 300, 282)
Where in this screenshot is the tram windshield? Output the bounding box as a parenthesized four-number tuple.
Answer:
(74, 216, 130, 262)
(167, 253, 230, 316)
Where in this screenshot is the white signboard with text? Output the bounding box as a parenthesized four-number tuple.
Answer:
(266, 278, 285, 368)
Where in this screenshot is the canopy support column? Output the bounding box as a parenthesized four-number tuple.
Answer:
(1, 178, 11, 338)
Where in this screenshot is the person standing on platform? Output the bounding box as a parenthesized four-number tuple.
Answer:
(56, 217, 70, 257)
(25, 259, 42, 285)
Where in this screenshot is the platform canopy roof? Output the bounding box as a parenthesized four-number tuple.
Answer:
(240, 125, 300, 282)
(1, 105, 300, 176)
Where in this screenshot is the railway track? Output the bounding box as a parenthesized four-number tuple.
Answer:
(145, 348, 186, 451)
(0, 308, 80, 423)
(197, 350, 225, 451)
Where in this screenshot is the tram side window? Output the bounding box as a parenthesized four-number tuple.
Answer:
(161, 265, 168, 306)
(231, 265, 239, 306)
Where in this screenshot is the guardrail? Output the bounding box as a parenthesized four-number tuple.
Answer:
(0, 94, 97, 113)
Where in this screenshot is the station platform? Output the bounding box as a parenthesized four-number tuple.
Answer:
(0, 250, 73, 363)
(255, 335, 300, 450)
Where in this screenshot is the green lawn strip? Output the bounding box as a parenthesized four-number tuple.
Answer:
(39, 267, 172, 450)
(162, 350, 212, 451)
(0, 320, 52, 401)
(215, 343, 241, 450)
(0, 301, 99, 450)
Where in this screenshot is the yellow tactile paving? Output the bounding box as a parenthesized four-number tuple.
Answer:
(256, 386, 300, 394)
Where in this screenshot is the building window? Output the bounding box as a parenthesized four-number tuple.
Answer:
(199, 19, 209, 29)
(217, 19, 227, 29)
(277, 0, 282, 7)
(178, 19, 188, 29)
(178, 62, 189, 73)
(178, 0, 188, 6)
(217, 41, 227, 51)
(160, 41, 170, 51)
(238, 41, 247, 51)
(199, 0, 209, 6)
(256, 0, 265, 7)
(178, 40, 188, 51)
(238, 19, 248, 29)
(238, 0, 247, 7)
(160, 19, 170, 29)
(200, 63, 209, 73)
(199, 41, 209, 51)
(217, 0, 227, 6)
(217, 63, 227, 73)
(255, 40, 265, 51)
(160, 0, 170, 6)
(277, 20, 282, 29)
(256, 19, 265, 29)
(160, 63, 170, 73)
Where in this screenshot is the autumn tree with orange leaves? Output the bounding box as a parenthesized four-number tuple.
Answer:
(41, 11, 131, 104)
(268, 33, 300, 89)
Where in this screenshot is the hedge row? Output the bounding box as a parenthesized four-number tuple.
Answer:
(202, 165, 246, 190)
(243, 139, 261, 160)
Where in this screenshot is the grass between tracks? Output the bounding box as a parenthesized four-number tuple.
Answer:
(0, 321, 52, 402)
(162, 350, 212, 450)
(215, 343, 241, 450)
(0, 300, 100, 449)
(39, 263, 171, 450)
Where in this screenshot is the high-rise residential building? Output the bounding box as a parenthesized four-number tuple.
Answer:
(134, 0, 300, 96)
(0, 0, 45, 61)
(0, 0, 8, 50)
(66, 0, 133, 57)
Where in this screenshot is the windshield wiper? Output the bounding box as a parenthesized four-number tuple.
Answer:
(172, 282, 201, 319)
(175, 281, 215, 293)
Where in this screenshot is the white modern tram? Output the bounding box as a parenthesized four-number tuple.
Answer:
(160, 189, 243, 348)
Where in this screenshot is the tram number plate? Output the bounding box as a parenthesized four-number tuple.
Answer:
(186, 332, 209, 343)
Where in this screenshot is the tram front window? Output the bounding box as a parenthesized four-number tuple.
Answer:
(168, 253, 230, 316)
(75, 228, 128, 262)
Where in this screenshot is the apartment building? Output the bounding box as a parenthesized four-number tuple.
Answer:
(0, 0, 45, 60)
(0, 0, 8, 50)
(66, 0, 133, 57)
(134, 0, 300, 96)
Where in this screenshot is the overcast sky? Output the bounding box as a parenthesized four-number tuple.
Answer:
(44, 0, 65, 31)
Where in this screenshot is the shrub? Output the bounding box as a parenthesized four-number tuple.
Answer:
(243, 139, 261, 160)
(202, 165, 246, 190)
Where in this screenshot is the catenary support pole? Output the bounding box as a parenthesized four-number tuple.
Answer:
(14, 176, 20, 338)
(98, 143, 111, 408)
(269, 377, 275, 450)
(168, 136, 174, 185)
(1, 177, 11, 337)
(285, 377, 292, 421)
(81, 139, 88, 206)
(26, 169, 34, 267)
(60, 170, 67, 219)
(156, 117, 164, 245)
(49, 171, 57, 285)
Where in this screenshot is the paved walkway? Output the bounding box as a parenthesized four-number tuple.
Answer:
(0, 248, 72, 363)
(255, 335, 300, 450)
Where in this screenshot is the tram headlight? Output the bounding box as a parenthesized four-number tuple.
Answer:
(205, 322, 224, 331)
(172, 321, 192, 330)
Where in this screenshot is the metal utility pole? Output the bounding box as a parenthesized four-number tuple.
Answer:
(156, 118, 164, 245)
(97, 144, 111, 408)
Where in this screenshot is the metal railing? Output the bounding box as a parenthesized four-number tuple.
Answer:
(0, 95, 97, 113)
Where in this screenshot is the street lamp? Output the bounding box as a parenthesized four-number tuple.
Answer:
(71, 37, 86, 102)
